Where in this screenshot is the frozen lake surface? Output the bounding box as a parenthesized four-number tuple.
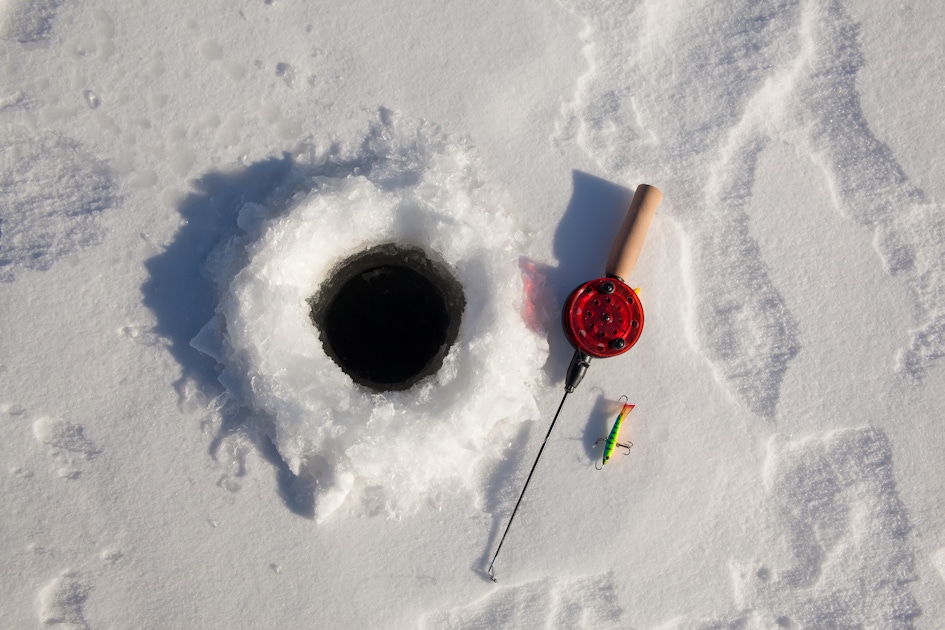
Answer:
(2, 0, 945, 627)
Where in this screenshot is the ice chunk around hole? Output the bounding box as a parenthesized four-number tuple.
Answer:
(194, 115, 547, 522)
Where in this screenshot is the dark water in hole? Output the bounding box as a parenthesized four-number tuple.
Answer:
(310, 244, 464, 391)
(324, 265, 450, 385)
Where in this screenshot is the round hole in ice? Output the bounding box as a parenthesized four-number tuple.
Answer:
(191, 115, 549, 522)
(309, 243, 464, 391)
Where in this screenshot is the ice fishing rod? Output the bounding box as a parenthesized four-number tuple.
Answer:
(486, 183, 663, 582)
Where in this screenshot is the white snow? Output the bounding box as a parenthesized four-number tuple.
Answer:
(195, 116, 546, 522)
(2, 0, 945, 628)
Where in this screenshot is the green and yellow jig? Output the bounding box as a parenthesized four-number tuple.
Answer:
(594, 397, 634, 469)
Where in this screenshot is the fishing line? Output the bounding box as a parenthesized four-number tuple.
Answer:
(486, 390, 569, 582)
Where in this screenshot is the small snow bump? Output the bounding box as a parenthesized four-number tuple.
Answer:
(216, 475, 241, 493)
(82, 89, 100, 109)
(66, 35, 98, 59)
(100, 549, 124, 565)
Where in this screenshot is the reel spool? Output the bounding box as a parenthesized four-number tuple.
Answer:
(562, 184, 663, 391)
(563, 277, 643, 358)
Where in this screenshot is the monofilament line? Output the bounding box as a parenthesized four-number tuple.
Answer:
(486, 390, 570, 582)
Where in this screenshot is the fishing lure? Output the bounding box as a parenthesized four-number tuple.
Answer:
(594, 397, 634, 469)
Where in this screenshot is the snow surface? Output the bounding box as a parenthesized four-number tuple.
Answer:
(2, 0, 945, 628)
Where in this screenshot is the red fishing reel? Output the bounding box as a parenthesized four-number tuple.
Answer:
(563, 277, 643, 358)
(561, 184, 663, 393)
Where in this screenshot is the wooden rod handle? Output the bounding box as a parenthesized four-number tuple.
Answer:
(605, 184, 663, 281)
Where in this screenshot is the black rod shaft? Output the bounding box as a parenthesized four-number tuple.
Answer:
(487, 390, 570, 581)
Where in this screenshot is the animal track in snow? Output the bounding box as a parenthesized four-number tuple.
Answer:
(555, 0, 945, 413)
(421, 573, 622, 629)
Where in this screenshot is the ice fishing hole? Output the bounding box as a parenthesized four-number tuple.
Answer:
(309, 243, 465, 391)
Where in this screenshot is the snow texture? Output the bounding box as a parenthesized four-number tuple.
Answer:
(422, 573, 622, 629)
(0, 126, 114, 282)
(38, 571, 91, 629)
(32, 416, 100, 460)
(647, 428, 920, 629)
(555, 0, 945, 413)
(0, 0, 65, 44)
(193, 114, 547, 522)
(733, 428, 919, 628)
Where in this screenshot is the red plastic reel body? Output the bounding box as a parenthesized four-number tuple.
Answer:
(562, 277, 644, 358)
